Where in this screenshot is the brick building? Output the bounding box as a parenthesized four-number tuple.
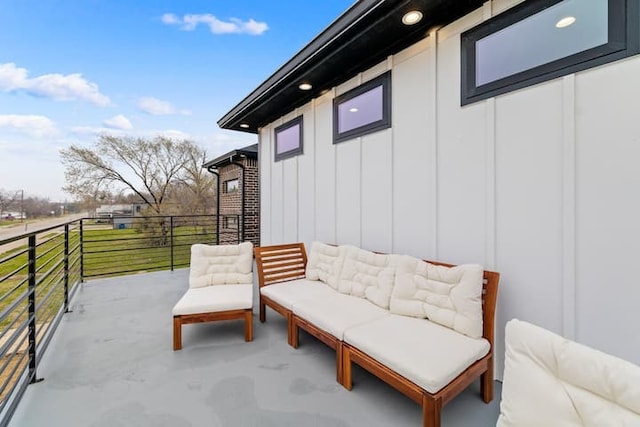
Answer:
(202, 144, 259, 247)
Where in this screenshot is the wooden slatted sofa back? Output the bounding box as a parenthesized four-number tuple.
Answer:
(253, 243, 500, 427)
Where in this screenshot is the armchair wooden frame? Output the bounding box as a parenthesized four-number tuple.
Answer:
(173, 309, 253, 351)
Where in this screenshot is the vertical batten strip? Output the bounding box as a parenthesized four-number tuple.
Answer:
(428, 28, 439, 259)
(562, 74, 577, 340)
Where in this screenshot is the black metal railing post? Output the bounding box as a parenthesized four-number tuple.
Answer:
(64, 224, 70, 313)
(27, 235, 42, 384)
(79, 219, 84, 282)
(237, 215, 241, 243)
(170, 216, 174, 271)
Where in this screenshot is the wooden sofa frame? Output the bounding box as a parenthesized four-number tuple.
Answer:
(254, 243, 500, 427)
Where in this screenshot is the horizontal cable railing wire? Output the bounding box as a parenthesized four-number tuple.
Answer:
(0, 213, 250, 425)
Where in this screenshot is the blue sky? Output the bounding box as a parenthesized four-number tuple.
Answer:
(0, 0, 353, 201)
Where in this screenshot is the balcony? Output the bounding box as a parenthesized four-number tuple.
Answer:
(0, 216, 501, 426)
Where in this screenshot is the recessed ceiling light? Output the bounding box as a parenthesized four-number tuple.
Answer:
(299, 83, 312, 91)
(240, 123, 250, 129)
(349, 108, 359, 113)
(556, 16, 576, 28)
(402, 10, 423, 26)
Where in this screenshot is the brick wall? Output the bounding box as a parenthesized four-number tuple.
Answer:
(218, 157, 260, 246)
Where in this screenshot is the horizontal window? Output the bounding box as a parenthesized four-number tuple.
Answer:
(333, 71, 391, 144)
(275, 116, 303, 161)
(461, 0, 639, 104)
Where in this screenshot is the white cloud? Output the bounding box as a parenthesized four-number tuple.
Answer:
(0, 62, 111, 106)
(138, 97, 175, 115)
(157, 129, 191, 140)
(162, 13, 268, 35)
(0, 114, 57, 138)
(103, 114, 133, 130)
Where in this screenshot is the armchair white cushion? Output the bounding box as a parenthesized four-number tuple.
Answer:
(498, 319, 640, 426)
(189, 241, 253, 288)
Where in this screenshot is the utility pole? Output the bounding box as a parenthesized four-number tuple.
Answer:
(20, 189, 24, 223)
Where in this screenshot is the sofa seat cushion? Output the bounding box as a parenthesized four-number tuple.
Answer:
(189, 242, 254, 288)
(292, 293, 389, 340)
(497, 319, 640, 427)
(305, 242, 346, 289)
(172, 284, 253, 316)
(260, 279, 336, 310)
(390, 255, 484, 338)
(344, 314, 490, 394)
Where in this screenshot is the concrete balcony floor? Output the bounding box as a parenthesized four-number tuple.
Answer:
(10, 269, 501, 427)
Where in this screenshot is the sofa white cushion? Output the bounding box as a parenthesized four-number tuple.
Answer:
(390, 255, 484, 338)
(337, 247, 398, 308)
(344, 314, 489, 394)
(260, 278, 336, 310)
(305, 242, 346, 289)
(172, 284, 253, 316)
(292, 293, 389, 340)
(189, 242, 253, 288)
(497, 319, 640, 427)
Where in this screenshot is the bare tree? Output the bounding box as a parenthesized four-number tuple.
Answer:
(0, 189, 21, 219)
(61, 135, 210, 215)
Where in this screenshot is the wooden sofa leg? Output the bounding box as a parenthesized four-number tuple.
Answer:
(336, 342, 343, 384)
(259, 300, 266, 323)
(245, 310, 254, 342)
(342, 346, 353, 390)
(290, 315, 299, 349)
(481, 358, 494, 403)
(422, 395, 442, 427)
(173, 316, 182, 351)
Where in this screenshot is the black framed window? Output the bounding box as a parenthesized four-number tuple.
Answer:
(274, 116, 303, 161)
(333, 71, 391, 144)
(223, 179, 239, 193)
(461, 0, 639, 105)
(223, 215, 238, 230)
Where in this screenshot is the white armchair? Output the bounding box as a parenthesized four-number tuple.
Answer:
(172, 242, 254, 350)
(498, 319, 640, 426)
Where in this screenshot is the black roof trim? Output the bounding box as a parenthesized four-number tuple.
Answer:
(217, 0, 484, 134)
(202, 143, 258, 169)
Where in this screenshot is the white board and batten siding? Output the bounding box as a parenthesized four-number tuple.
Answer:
(258, 0, 640, 378)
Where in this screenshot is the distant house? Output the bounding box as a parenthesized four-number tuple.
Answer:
(217, 0, 640, 378)
(95, 203, 145, 228)
(203, 143, 259, 247)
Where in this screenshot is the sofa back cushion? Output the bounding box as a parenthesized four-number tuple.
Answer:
(189, 242, 253, 288)
(337, 246, 397, 309)
(389, 255, 484, 338)
(305, 242, 345, 289)
(498, 319, 640, 426)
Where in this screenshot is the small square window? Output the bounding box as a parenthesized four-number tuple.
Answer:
(333, 71, 391, 144)
(223, 215, 238, 229)
(275, 116, 303, 161)
(224, 179, 239, 193)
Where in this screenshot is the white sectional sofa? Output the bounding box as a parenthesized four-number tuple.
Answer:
(254, 242, 500, 427)
(498, 319, 640, 427)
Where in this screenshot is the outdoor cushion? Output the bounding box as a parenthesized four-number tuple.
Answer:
(390, 255, 484, 338)
(497, 319, 640, 427)
(172, 284, 253, 316)
(337, 247, 398, 308)
(260, 278, 336, 310)
(305, 242, 346, 289)
(343, 314, 490, 394)
(292, 293, 389, 340)
(189, 242, 253, 288)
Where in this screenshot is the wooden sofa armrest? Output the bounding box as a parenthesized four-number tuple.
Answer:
(254, 243, 308, 287)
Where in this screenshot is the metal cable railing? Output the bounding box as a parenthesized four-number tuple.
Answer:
(0, 213, 252, 426)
